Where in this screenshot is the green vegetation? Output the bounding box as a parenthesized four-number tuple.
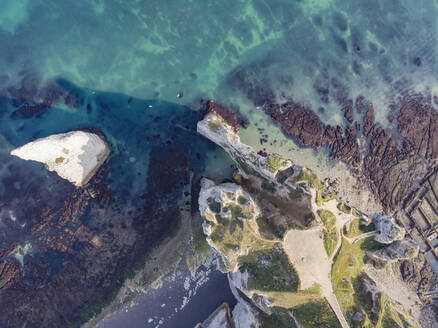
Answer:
(215, 214, 229, 226)
(230, 204, 249, 219)
(259, 307, 298, 328)
(317, 209, 338, 256)
(256, 215, 281, 239)
(317, 209, 336, 229)
(210, 224, 226, 243)
(226, 192, 235, 200)
(292, 169, 323, 190)
(74, 286, 120, 327)
(323, 229, 338, 257)
(267, 155, 288, 173)
(238, 247, 300, 292)
(337, 201, 351, 214)
(235, 157, 263, 179)
(238, 196, 248, 205)
(256, 214, 305, 240)
(206, 204, 269, 269)
(190, 214, 211, 257)
(207, 197, 221, 213)
(332, 235, 394, 327)
(287, 221, 305, 231)
(262, 180, 277, 193)
(208, 119, 221, 131)
(316, 190, 334, 206)
(293, 299, 342, 328)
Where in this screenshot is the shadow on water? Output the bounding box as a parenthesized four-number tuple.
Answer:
(0, 76, 235, 327)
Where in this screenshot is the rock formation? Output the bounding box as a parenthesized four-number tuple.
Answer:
(372, 239, 419, 263)
(262, 98, 438, 214)
(372, 214, 406, 244)
(199, 178, 260, 271)
(10, 130, 109, 187)
(197, 101, 292, 184)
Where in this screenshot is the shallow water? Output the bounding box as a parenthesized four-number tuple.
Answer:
(1, 0, 437, 326)
(0, 80, 236, 326)
(1, 0, 438, 125)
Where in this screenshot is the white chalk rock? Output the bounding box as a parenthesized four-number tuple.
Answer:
(10, 131, 109, 187)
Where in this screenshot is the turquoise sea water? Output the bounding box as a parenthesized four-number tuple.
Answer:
(1, 0, 438, 125)
(1, 0, 438, 327)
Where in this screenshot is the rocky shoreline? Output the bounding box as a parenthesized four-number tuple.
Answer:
(196, 101, 438, 328)
(262, 97, 438, 215)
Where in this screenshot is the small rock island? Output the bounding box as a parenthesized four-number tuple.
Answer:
(10, 130, 109, 187)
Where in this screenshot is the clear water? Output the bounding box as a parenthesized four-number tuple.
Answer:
(1, 0, 437, 125)
(1, 0, 437, 326)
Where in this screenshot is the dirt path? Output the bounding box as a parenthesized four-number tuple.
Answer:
(282, 190, 352, 327)
(284, 228, 350, 328)
(308, 189, 352, 259)
(345, 231, 378, 244)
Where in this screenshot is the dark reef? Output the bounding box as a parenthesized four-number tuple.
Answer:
(260, 97, 438, 214)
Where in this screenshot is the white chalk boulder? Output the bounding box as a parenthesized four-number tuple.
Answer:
(10, 131, 109, 187)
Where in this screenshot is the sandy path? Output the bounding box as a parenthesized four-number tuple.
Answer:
(284, 228, 350, 328)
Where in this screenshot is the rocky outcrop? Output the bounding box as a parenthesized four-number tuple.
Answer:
(197, 101, 292, 184)
(195, 303, 234, 328)
(199, 178, 260, 271)
(372, 214, 406, 244)
(262, 97, 438, 214)
(10, 131, 109, 187)
(371, 239, 419, 262)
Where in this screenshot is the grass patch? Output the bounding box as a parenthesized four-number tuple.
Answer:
(324, 229, 338, 257)
(210, 224, 226, 243)
(337, 201, 351, 214)
(345, 218, 376, 239)
(238, 247, 300, 292)
(259, 307, 298, 328)
(207, 197, 221, 213)
(292, 169, 323, 190)
(267, 155, 288, 173)
(215, 214, 229, 226)
(315, 190, 334, 206)
(332, 235, 389, 327)
(208, 119, 221, 131)
(317, 209, 336, 229)
(235, 157, 263, 179)
(293, 299, 342, 328)
(238, 196, 248, 205)
(230, 204, 249, 219)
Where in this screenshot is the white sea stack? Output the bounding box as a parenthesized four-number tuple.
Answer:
(10, 131, 109, 187)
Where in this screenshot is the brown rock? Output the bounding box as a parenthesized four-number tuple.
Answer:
(203, 100, 239, 133)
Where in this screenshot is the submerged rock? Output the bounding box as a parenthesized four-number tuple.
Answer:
(10, 130, 109, 187)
